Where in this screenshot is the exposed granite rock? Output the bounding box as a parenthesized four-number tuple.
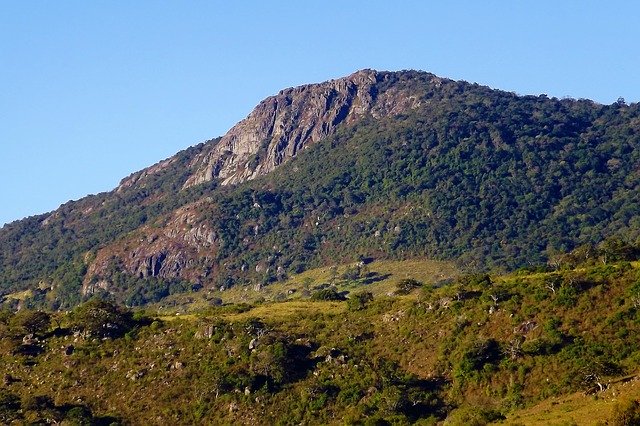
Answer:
(81, 200, 217, 295)
(183, 69, 424, 188)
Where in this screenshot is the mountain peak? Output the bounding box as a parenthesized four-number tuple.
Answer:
(182, 69, 426, 188)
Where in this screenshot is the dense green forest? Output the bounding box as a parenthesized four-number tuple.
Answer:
(1, 70, 639, 308)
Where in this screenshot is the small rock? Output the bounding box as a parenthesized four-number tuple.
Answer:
(22, 334, 37, 345)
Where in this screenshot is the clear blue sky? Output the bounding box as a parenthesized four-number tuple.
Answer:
(1, 1, 639, 226)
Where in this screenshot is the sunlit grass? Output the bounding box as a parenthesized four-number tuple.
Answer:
(498, 375, 640, 425)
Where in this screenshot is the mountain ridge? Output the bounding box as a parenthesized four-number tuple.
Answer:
(1, 69, 639, 309)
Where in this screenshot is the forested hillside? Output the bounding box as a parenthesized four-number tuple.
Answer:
(1, 70, 639, 308)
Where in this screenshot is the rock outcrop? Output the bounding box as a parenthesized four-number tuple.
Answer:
(183, 69, 424, 188)
(81, 201, 217, 295)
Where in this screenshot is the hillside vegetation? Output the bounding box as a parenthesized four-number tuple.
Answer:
(2, 251, 640, 424)
(1, 70, 639, 308)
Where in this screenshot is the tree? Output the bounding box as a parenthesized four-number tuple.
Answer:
(11, 310, 50, 335)
(328, 266, 339, 284)
(395, 278, 422, 295)
(311, 288, 346, 301)
(599, 237, 639, 264)
(71, 299, 134, 338)
(341, 265, 362, 281)
(347, 292, 374, 311)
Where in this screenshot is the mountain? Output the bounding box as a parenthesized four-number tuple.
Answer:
(1, 69, 639, 309)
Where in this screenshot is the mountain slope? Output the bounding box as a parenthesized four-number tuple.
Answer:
(183, 69, 426, 187)
(2, 260, 640, 424)
(1, 69, 639, 308)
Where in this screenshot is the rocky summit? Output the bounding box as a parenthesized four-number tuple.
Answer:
(183, 69, 428, 187)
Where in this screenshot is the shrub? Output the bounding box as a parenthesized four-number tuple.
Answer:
(460, 273, 492, 289)
(71, 299, 134, 338)
(455, 339, 502, 379)
(11, 310, 50, 335)
(444, 406, 505, 426)
(0, 391, 21, 423)
(341, 265, 362, 281)
(347, 292, 374, 311)
(64, 405, 93, 424)
(395, 278, 423, 295)
(311, 289, 346, 301)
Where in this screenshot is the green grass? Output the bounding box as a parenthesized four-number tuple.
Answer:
(498, 375, 640, 425)
(151, 257, 459, 312)
(3, 259, 640, 424)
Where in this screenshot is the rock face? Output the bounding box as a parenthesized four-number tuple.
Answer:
(82, 201, 217, 295)
(183, 69, 424, 188)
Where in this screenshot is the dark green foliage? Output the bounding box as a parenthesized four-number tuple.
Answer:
(0, 391, 21, 423)
(64, 406, 93, 425)
(341, 265, 363, 281)
(0, 390, 111, 425)
(611, 399, 640, 426)
(1, 261, 640, 424)
(123, 276, 193, 306)
(0, 142, 213, 305)
(445, 406, 505, 426)
(70, 299, 134, 338)
(10, 310, 50, 335)
(2, 71, 640, 307)
(455, 338, 502, 378)
(599, 236, 640, 264)
(310, 288, 346, 301)
(395, 278, 423, 295)
(460, 273, 492, 289)
(347, 291, 374, 311)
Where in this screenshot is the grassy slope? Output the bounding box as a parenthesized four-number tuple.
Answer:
(2, 259, 640, 424)
(152, 258, 459, 311)
(498, 376, 640, 425)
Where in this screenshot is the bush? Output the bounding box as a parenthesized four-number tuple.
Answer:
(10, 310, 50, 335)
(341, 265, 362, 281)
(455, 339, 502, 379)
(460, 273, 492, 289)
(444, 406, 505, 426)
(347, 292, 374, 311)
(64, 405, 93, 424)
(395, 278, 422, 295)
(311, 288, 346, 301)
(71, 299, 134, 338)
(0, 391, 21, 423)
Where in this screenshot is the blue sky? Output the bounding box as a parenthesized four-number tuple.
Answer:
(1, 1, 639, 226)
